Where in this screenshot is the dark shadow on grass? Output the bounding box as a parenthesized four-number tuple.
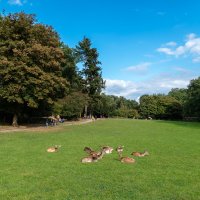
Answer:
(152, 119, 200, 130)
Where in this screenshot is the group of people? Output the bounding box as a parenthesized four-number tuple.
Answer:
(45, 115, 64, 127)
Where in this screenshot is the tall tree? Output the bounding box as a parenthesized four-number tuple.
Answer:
(76, 37, 105, 116)
(0, 12, 68, 125)
(61, 44, 82, 91)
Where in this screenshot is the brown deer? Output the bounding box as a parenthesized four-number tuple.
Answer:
(120, 156, 136, 163)
(116, 146, 135, 164)
(47, 145, 61, 153)
(84, 146, 101, 157)
(131, 150, 149, 157)
(84, 147, 93, 154)
(81, 155, 98, 163)
(81, 149, 106, 163)
(96, 149, 106, 160)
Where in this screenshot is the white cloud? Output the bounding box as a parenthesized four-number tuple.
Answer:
(166, 41, 177, 47)
(125, 62, 151, 72)
(157, 78, 188, 89)
(104, 79, 139, 98)
(157, 33, 200, 62)
(157, 46, 185, 57)
(187, 33, 196, 40)
(8, 0, 24, 5)
(174, 67, 190, 73)
(157, 47, 175, 55)
(104, 76, 190, 100)
(193, 57, 200, 63)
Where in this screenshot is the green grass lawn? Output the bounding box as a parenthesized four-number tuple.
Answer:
(0, 119, 200, 200)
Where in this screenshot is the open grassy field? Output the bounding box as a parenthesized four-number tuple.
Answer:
(0, 119, 200, 200)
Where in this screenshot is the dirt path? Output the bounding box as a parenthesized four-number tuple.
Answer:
(0, 119, 94, 133)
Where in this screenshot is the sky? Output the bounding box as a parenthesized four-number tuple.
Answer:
(1, 0, 200, 100)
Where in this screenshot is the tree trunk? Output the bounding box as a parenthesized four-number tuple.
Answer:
(84, 105, 88, 118)
(12, 114, 18, 127)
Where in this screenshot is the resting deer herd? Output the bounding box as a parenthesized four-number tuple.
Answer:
(81, 145, 149, 164)
(47, 145, 149, 164)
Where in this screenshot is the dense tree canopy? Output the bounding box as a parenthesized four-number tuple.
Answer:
(168, 88, 187, 104)
(0, 12, 68, 125)
(139, 94, 182, 120)
(92, 94, 139, 118)
(53, 92, 88, 120)
(61, 44, 81, 91)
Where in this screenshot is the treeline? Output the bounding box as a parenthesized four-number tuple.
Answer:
(0, 12, 200, 125)
(139, 78, 200, 121)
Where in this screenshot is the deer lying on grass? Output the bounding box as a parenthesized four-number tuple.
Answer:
(83, 146, 93, 154)
(84, 146, 101, 157)
(131, 150, 149, 157)
(81, 149, 106, 163)
(115, 145, 124, 153)
(101, 146, 113, 154)
(47, 145, 61, 153)
(116, 146, 135, 164)
(81, 155, 98, 163)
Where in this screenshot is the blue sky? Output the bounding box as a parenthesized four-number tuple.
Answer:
(1, 0, 200, 100)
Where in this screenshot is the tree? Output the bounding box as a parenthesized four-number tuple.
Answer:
(53, 92, 89, 120)
(115, 96, 138, 110)
(0, 12, 68, 125)
(75, 37, 105, 117)
(139, 94, 182, 120)
(92, 94, 117, 117)
(139, 95, 158, 118)
(184, 77, 200, 118)
(92, 94, 139, 118)
(156, 95, 182, 120)
(61, 44, 82, 91)
(168, 88, 187, 104)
